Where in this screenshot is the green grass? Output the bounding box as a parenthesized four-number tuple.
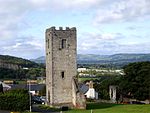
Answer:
(21, 111, 37, 113)
(38, 104, 61, 112)
(16, 80, 27, 84)
(64, 103, 150, 113)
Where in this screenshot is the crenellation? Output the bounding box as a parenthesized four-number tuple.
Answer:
(50, 26, 56, 30)
(59, 27, 63, 30)
(70, 27, 76, 31)
(46, 27, 55, 33)
(66, 27, 69, 30)
(46, 27, 76, 33)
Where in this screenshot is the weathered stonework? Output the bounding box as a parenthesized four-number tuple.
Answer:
(45, 27, 77, 106)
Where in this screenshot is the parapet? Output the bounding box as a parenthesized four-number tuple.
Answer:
(46, 27, 76, 32)
(70, 27, 76, 31)
(46, 26, 55, 32)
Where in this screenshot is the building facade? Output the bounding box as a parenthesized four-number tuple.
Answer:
(45, 27, 77, 106)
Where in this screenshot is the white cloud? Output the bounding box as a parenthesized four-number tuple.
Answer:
(117, 42, 150, 54)
(0, 0, 104, 39)
(29, 0, 104, 10)
(78, 32, 150, 55)
(78, 32, 123, 54)
(0, 0, 29, 39)
(94, 0, 150, 24)
(1, 36, 44, 59)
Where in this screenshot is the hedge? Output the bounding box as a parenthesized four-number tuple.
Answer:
(0, 89, 29, 111)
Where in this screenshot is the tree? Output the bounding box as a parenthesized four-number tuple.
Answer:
(120, 61, 150, 100)
(0, 89, 29, 111)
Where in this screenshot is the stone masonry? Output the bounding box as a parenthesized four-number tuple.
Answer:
(45, 27, 77, 106)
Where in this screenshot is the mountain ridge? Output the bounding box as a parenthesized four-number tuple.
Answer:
(31, 53, 150, 66)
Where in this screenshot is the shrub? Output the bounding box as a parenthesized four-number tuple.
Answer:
(0, 89, 29, 111)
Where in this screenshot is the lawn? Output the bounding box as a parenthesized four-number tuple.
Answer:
(64, 103, 150, 113)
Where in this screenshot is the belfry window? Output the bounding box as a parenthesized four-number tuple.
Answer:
(61, 39, 66, 49)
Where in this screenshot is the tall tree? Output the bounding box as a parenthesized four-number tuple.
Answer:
(120, 61, 150, 100)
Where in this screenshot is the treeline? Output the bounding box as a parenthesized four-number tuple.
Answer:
(0, 67, 45, 79)
(93, 61, 150, 101)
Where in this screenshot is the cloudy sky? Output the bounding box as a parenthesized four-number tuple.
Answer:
(0, 0, 150, 59)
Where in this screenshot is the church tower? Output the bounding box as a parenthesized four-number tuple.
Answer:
(45, 27, 77, 106)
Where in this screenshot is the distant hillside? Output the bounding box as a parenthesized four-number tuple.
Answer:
(0, 55, 45, 79)
(32, 53, 150, 67)
(78, 53, 150, 63)
(0, 55, 39, 70)
(30, 56, 45, 64)
(77, 53, 150, 68)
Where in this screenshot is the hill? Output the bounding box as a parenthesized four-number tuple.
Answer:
(32, 53, 150, 68)
(0, 55, 39, 69)
(0, 55, 44, 79)
(30, 56, 45, 64)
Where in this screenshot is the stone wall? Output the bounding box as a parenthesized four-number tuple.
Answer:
(72, 77, 86, 109)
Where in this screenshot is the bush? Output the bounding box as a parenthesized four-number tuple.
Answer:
(0, 89, 29, 111)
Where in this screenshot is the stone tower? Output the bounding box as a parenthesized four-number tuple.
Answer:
(45, 27, 77, 106)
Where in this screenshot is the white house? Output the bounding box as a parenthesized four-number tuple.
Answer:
(0, 81, 11, 91)
(77, 68, 87, 72)
(84, 81, 98, 99)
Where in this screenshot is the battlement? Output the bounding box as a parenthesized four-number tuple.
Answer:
(46, 26, 76, 32)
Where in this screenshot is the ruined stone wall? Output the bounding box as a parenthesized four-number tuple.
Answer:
(72, 77, 86, 109)
(46, 27, 77, 105)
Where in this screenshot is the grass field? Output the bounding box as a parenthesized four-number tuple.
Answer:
(64, 103, 150, 113)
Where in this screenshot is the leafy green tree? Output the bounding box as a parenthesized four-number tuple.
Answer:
(0, 89, 29, 111)
(26, 68, 45, 79)
(120, 61, 150, 100)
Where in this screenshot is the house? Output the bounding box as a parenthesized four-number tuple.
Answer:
(29, 84, 45, 95)
(27, 80, 38, 84)
(10, 84, 45, 95)
(37, 77, 46, 84)
(77, 68, 87, 72)
(79, 81, 98, 99)
(3, 80, 14, 84)
(0, 81, 11, 91)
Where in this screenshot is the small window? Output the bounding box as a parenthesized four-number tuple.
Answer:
(61, 71, 65, 79)
(48, 91, 50, 102)
(47, 39, 49, 48)
(61, 39, 66, 49)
